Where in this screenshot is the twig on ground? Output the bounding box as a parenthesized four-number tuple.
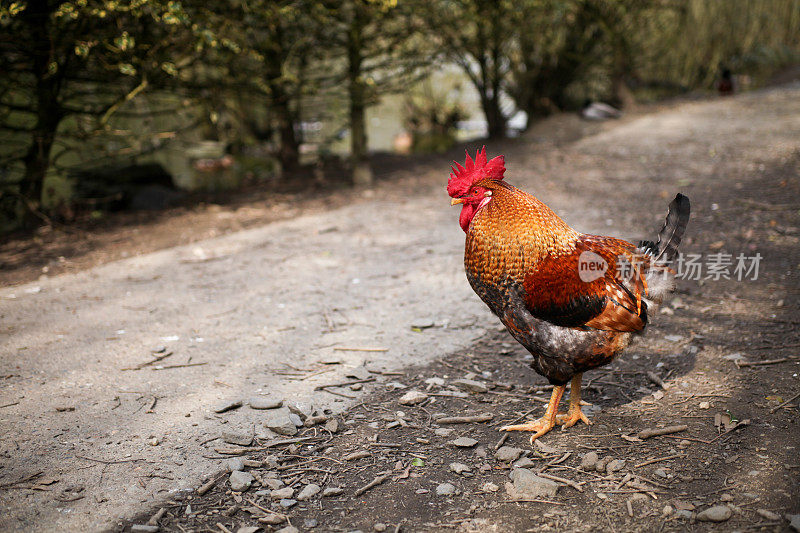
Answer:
(634, 454, 685, 468)
(314, 377, 375, 390)
(121, 352, 173, 371)
(436, 413, 493, 424)
(354, 474, 389, 496)
(537, 472, 584, 492)
(333, 347, 388, 352)
(152, 362, 207, 370)
(637, 425, 688, 440)
(769, 391, 800, 413)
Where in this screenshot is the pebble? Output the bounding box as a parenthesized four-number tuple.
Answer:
(373, 524, 387, 532)
(494, 446, 523, 463)
(271, 487, 294, 499)
(279, 498, 297, 508)
(788, 514, 800, 532)
(286, 401, 313, 421)
(276, 526, 300, 533)
(411, 318, 435, 329)
(229, 471, 253, 492)
(449, 462, 471, 474)
(508, 468, 558, 499)
(249, 396, 283, 410)
(533, 440, 560, 455)
(595, 456, 611, 473)
(662, 505, 674, 516)
(398, 390, 428, 405)
(665, 334, 684, 342)
(288, 413, 303, 427)
(606, 459, 626, 473)
(481, 482, 500, 492)
(448, 437, 478, 448)
(264, 407, 299, 436)
(131, 525, 159, 533)
(436, 483, 456, 496)
(675, 510, 693, 520)
(756, 509, 780, 521)
(580, 452, 599, 470)
(512, 457, 535, 469)
(262, 477, 284, 490)
(699, 401, 711, 409)
(237, 527, 260, 533)
(434, 428, 454, 437)
(226, 457, 245, 472)
(451, 379, 488, 393)
(297, 483, 321, 501)
(222, 429, 253, 447)
(213, 399, 243, 413)
(325, 418, 340, 433)
(696, 505, 732, 522)
(323, 487, 344, 497)
(425, 377, 445, 387)
(303, 519, 319, 529)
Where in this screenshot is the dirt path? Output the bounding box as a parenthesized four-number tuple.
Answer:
(2, 84, 799, 533)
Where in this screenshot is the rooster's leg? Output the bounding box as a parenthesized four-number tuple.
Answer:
(556, 373, 592, 428)
(500, 384, 565, 443)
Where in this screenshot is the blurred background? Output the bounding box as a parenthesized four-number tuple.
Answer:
(1, 0, 799, 233)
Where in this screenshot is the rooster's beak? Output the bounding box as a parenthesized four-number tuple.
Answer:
(450, 198, 464, 206)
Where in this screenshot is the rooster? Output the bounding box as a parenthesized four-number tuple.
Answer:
(448, 148, 690, 442)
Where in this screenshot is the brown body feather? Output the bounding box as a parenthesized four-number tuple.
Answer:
(464, 180, 658, 385)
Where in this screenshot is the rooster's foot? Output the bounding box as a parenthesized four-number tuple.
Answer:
(555, 407, 592, 429)
(500, 417, 556, 443)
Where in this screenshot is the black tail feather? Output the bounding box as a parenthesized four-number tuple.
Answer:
(652, 194, 690, 264)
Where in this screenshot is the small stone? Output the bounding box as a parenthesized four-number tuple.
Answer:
(448, 437, 478, 448)
(249, 396, 283, 410)
(512, 457, 535, 469)
(323, 487, 344, 497)
(494, 446, 523, 463)
(286, 401, 313, 421)
(398, 390, 428, 405)
(425, 377, 445, 387)
(373, 523, 387, 532)
(279, 499, 297, 508)
(265, 407, 298, 436)
(223, 429, 253, 447)
(533, 440, 559, 455)
(675, 510, 693, 520)
(303, 519, 319, 529)
(411, 318, 435, 329)
(720, 493, 734, 502)
(237, 527, 260, 533)
(297, 483, 321, 501)
(434, 428, 454, 437)
(699, 401, 710, 409)
(788, 514, 800, 532)
(226, 457, 245, 472)
(271, 487, 294, 499)
(229, 471, 254, 492)
(595, 456, 611, 473)
(276, 526, 300, 533)
(262, 477, 283, 490)
(696, 505, 732, 522)
(452, 379, 488, 393)
(450, 462, 471, 474)
(436, 483, 456, 496)
(288, 413, 303, 427)
(324, 418, 339, 433)
(606, 459, 626, 473)
(662, 505, 674, 516)
(508, 468, 559, 499)
(756, 509, 780, 521)
(131, 526, 160, 533)
(665, 334, 684, 342)
(213, 399, 243, 413)
(481, 482, 500, 492)
(580, 452, 599, 470)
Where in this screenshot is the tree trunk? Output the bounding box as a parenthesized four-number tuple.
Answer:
(482, 93, 507, 139)
(19, 0, 62, 222)
(347, 3, 372, 186)
(264, 45, 300, 174)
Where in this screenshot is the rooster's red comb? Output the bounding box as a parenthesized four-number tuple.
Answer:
(447, 146, 505, 197)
